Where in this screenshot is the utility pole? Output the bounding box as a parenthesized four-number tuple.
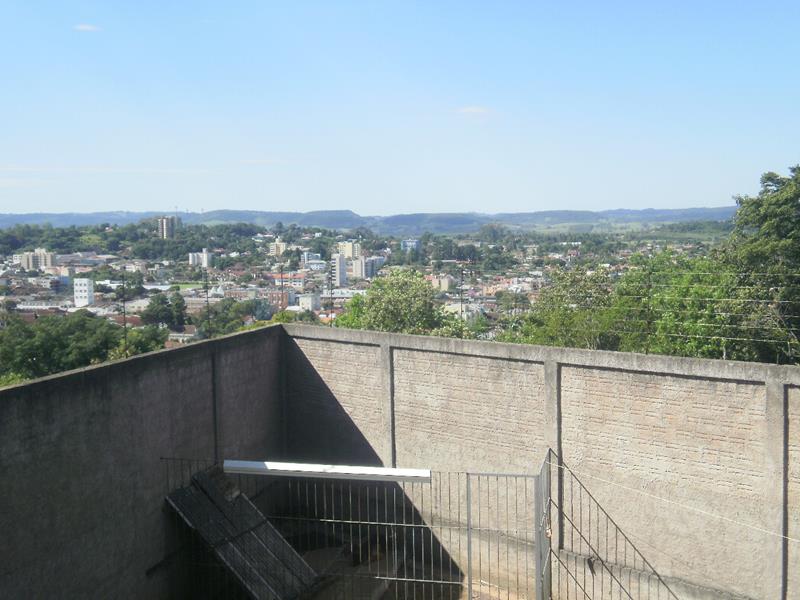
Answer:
(328, 260, 334, 327)
(121, 270, 128, 357)
(459, 264, 465, 322)
(279, 263, 284, 311)
(204, 268, 211, 337)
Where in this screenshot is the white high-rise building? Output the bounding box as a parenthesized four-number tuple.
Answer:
(157, 216, 178, 239)
(188, 248, 211, 268)
(337, 241, 361, 259)
(19, 248, 56, 271)
(73, 278, 94, 307)
(331, 253, 347, 288)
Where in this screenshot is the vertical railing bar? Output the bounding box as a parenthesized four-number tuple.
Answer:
(533, 475, 544, 600)
(524, 475, 529, 599)
(466, 473, 473, 600)
(431, 476, 435, 596)
(481, 475, 492, 596)
(515, 476, 520, 598)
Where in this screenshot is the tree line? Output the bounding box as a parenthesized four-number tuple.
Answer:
(336, 166, 800, 364)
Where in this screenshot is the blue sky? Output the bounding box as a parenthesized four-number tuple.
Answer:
(1, 1, 799, 215)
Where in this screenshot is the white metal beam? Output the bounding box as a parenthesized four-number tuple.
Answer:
(223, 460, 431, 483)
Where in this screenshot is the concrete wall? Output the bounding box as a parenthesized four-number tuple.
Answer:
(1, 322, 795, 599)
(789, 385, 800, 600)
(283, 324, 800, 600)
(0, 325, 284, 599)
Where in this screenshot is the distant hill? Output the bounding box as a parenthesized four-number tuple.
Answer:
(0, 206, 737, 234)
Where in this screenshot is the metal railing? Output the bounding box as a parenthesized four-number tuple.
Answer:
(162, 458, 547, 599)
(548, 450, 680, 600)
(161, 453, 677, 599)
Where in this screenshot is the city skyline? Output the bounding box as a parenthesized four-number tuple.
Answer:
(1, 1, 799, 214)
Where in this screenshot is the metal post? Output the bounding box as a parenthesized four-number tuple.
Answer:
(204, 268, 211, 336)
(121, 270, 128, 357)
(279, 263, 284, 310)
(534, 473, 544, 600)
(466, 473, 473, 599)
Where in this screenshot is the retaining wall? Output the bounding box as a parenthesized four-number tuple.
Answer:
(0, 325, 284, 599)
(283, 324, 800, 600)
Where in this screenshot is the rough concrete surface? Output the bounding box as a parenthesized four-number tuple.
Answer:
(1, 323, 797, 599)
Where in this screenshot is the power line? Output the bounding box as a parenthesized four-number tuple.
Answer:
(546, 460, 800, 545)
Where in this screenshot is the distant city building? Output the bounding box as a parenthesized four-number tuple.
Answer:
(352, 256, 380, 279)
(305, 260, 328, 272)
(331, 253, 347, 288)
(337, 241, 361, 259)
(429, 274, 457, 292)
(123, 260, 148, 274)
(401, 239, 421, 253)
(269, 240, 287, 257)
(368, 255, 386, 269)
(266, 288, 294, 310)
(298, 293, 321, 312)
(157, 216, 178, 240)
(30, 276, 60, 290)
(301, 251, 321, 264)
(352, 256, 367, 279)
(19, 248, 56, 271)
(223, 287, 295, 310)
(73, 278, 95, 307)
(188, 248, 212, 268)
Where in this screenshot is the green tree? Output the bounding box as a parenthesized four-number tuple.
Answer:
(0, 311, 121, 379)
(725, 166, 800, 273)
(336, 270, 447, 334)
(717, 165, 800, 361)
(335, 294, 366, 329)
(0, 372, 26, 388)
(170, 292, 187, 330)
(268, 309, 319, 324)
(109, 326, 168, 359)
(141, 293, 173, 328)
(498, 268, 618, 350)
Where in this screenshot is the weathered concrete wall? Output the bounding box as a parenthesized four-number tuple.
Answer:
(283, 324, 800, 600)
(0, 325, 283, 599)
(789, 385, 800, 600)
(394, 348, 545, 472)
(3, 322, 796, 599)
(284, 336, 389, 465)
(561, 368, 770, 599)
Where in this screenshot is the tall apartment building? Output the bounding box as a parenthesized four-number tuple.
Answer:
(19, 248, 56, 271)
(269, 240, 287, 257)
(352, 256, 380, 279)
(73, 278, 94, 307)
(157, 216, 178, 239)
(337, 241, 361, 259)
(400, 239, 421, 253)
(331, 253, 347, 288)
(188, 248, 211, 268)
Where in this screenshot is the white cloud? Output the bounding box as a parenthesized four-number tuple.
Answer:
(457, 106, 490, 115)
(73, 24, 100, 32)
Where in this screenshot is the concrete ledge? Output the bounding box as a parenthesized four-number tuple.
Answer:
(283, 324, 800, 385)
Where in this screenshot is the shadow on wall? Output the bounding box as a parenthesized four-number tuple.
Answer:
(284, 337, 384, 466)
(158, 336, 466, 597)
